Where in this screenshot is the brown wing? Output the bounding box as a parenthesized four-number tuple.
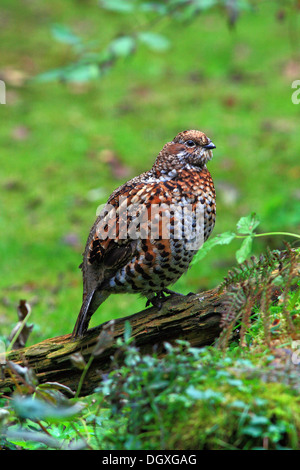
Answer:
(81, 172, 203, 295)
(86, 179, 142, 267)
(80, 179, 146, 297)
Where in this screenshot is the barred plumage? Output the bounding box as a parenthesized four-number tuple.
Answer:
(73, 130, 216, 337)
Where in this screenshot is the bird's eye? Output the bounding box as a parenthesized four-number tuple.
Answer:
(186, 140, 196, 148)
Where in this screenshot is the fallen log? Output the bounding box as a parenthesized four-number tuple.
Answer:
(0, 288, 223, 397)
(1, 247, 298, 398)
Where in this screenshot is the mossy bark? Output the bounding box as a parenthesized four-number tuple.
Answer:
(1, 289, 223, 397)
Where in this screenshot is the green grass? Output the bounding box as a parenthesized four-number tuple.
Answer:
(0, 1, 299, 343)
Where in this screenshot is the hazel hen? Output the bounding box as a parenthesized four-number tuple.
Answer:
(72, 130, 216, 337)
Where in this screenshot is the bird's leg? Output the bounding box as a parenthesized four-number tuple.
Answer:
(145, 297, 162, 309)
(145, 289, 194, 309)
(145, 291, 167, 309)
(145, 281, 200, 309)
(163, 288, 195, 296)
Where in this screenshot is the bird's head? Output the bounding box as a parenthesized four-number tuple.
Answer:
(154, 130, 216, 174)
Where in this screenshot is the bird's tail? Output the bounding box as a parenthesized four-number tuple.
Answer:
(72, 290, 109, 338)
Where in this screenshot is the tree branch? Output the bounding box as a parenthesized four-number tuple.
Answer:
(1, 288, 223, 397)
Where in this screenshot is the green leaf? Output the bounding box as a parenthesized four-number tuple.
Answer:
(12, 396, 84, 422)
(139, 3, 168, 14)
(33, 67, 67, 83)
(124, 320, 132, 343)
(33, 63, 100, 83)
(6, 428, 61, 449)
(138, 32, 170, 51)
(236, 236, 253, 263)
(100, 0, 135, 12)
(236, 212, 260, 235)
(241, 425, 263, 438)
(194, 0, 217, 9)
(213, 231, 237, 244)
(250, 415, 270, 426)
(51, 24, 82, 45)
(64, 63, 100, 82)
(109, 36, 135, 57)
(230, 400, 247, 409)
(191, 231, 236, 264)
(186, 386, 223, 402)
(185, 385, 205, 400)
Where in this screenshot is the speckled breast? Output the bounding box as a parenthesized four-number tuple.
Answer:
(105, 167, 216, 295)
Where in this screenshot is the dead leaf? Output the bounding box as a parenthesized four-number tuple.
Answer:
(70, 352, 86, 370)
(282, 60, 300, 80)
(222, 95, 237, 108)
(8, 300, 34, 350)
(17, 299, 30, 321)
(98, 149, 131, 180)
(0, 67, 28, 87)
(92, 320, 115, 356)
(11, 125, 30, 141)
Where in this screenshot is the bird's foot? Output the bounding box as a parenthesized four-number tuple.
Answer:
(145, 289, 195, 309)
(145, 291, 168, 309)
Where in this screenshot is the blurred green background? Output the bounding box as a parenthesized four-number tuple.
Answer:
(0, 0, 299, 342)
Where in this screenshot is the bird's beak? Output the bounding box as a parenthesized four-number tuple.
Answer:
(204, 141, 216, 150)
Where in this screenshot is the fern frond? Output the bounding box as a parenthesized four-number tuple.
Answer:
(217, 247, 299, 349)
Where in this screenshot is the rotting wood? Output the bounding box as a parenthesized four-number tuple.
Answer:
(1, 249, 298, 397)
(0, 289, 223, 397)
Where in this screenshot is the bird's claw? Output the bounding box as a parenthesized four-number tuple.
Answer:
(145, 291, 167, 309)
(145, 288, 195, 309)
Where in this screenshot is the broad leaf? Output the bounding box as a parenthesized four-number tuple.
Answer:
(124, 320, 132, 344)
(236, 235, 253, 263)
(138, 32, 170, 51)
(109, 36, 135, 57)
(51, 24, 82, 46)
(191, 231, 236, 264)
(12, 396, 84, 422)
(34, 62, 101, 83)
(236, 212, 260, 235)
(100, 0, 135, 12)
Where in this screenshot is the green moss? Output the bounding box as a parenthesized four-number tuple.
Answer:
(169, 379, 300, 450)
(92, 339, 300, 450)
